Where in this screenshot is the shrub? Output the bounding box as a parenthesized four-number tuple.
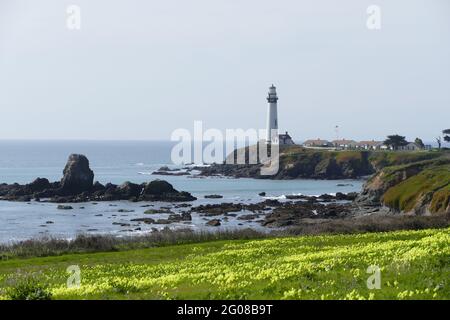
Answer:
(6, 274, 52, 300)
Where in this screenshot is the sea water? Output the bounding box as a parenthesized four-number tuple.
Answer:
(0, 140, 364, 243)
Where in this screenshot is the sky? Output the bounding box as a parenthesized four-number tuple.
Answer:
(0, 0, 449, 142)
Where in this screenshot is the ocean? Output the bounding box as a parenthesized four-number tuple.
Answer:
(0, 140, 364, 243)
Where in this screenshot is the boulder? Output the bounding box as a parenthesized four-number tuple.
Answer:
(140, 180, 196, 202)
(204, 194, 223, 199)
(60, 154, 94, 195)
(92, 181, 105, 192)
(206, 219, 221, 226)
(27, 178, 51, 193)
(117, 181, 142, 199)
(143, 180, 176, 195)
(57, 205, 73, 210)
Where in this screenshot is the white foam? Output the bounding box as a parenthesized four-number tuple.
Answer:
(138, 171, 152, 175)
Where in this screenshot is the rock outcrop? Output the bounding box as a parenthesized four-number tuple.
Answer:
(198, 147, 375, 180)
(60, 154, 94, 194)
(0, 154, 196, 203)
(356, 156, 450, 214)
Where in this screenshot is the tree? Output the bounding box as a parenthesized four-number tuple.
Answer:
(414, 137, 425, 149)
(436, 137, 442, 149)
(384, 135, 408, 150)
(443, 129, 450, 143)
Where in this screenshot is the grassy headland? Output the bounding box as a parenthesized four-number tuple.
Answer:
(204, 146, 450, 214)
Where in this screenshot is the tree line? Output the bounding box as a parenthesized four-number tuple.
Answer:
(383, 128, 449, 150)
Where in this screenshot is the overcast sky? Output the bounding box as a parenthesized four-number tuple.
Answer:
(0, 0, 449, 142)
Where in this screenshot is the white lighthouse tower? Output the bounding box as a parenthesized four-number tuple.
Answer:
(266, 84, 279, 144)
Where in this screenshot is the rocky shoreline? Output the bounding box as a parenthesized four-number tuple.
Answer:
(0, 153, 376, 233)
(195, 146, 376, 180)
(0, 154, 196, 203)
(2, 150, 446, 236)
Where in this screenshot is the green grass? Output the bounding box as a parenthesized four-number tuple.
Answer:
(369, 151, 443, 169)
(0, 228, 448, 300)
(383, 165, 450, 213)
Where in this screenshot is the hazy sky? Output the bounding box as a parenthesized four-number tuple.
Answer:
(0, 0, 449, 142)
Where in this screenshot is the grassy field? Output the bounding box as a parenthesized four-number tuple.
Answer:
(0, 228, 448, 300)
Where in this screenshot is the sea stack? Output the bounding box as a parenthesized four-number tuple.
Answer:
(60, 154, 94, 194)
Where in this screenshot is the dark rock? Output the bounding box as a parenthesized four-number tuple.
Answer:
(335, 192, 358, 201)
(346, 192, 358, 201)
(258, 192, 266, 196)
(117, 181, 141, 199)
(181, 212, 192, 221)
(152, 170, 190, 176)
(144, 208, 174, 214)
(144, 180, 176, 195)
(237, 214, 260, 220)
(191, 203, 244, 216)
(206, 219, 221, 226)
(131, 217, 155, 224)
(27, 178, 51, 193)
(60, 154, 94, 194)
(175, 203, 192, 208)
(168, 214, 182, 221)
(112, 222, 131, 227)
(262, 201, 352, 227)
(57, 205, 73, 210)
(154, 219, 172, 225)
(204, 194, 223, 199)
(285, 194, 308, 200)
(140, 180, 196, 202)
(92, 181, 105, 192)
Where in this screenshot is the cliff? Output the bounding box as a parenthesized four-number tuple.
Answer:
(200, 145, 376, 179)
(199, 145, 449, 214)
(357, 154, 450, 215)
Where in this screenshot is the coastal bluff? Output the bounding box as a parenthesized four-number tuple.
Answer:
(0, 154, 196, 203)
(198, 145, 450, 215)
(198, 146, 376, 179)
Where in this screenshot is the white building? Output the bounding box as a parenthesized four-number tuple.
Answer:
(356, 140, 384, 150)
(264, 84, 296, 145)
(303, 139, 333, 148)
(332, 139, 358, 149)
(266, 84, 279, 144)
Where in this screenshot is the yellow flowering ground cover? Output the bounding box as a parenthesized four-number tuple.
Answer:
(0, 228, 448, 300)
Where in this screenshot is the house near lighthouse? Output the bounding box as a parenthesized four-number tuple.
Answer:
(265, 84, 295, 145)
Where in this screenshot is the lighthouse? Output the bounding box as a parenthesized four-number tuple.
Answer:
(266, 84, 279, 144)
